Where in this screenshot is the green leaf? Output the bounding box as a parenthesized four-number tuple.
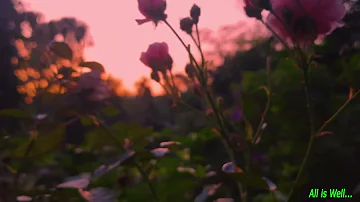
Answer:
(92, 151, 136, 179)
(227, 172, 269, 189)
(101, 106, 120, 117)
(0, 109, 30, 119)
(79, 61, 105, 72)
(87, 188, 116, 202)
(49, 41, 73, 60)
(11, 126, 65, 158)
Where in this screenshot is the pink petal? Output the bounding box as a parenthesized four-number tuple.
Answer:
(309, 0, 346, 21)
(147, 42, 169, 59)
(140, 52, 150, 67)
(316, 20, 333, 35)
(138, 0, 151, 12)
(266, 14, 290, 39)
(152, 0, 166, 8)
(158, 42, 169, 58)
(147, 43, 161, 58)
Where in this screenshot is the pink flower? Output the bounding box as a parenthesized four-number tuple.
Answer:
(136, 0, 167, 25)
(140, 42, 173, 72)
(76, 70, 112, 102)
(267, 0, 346, 43)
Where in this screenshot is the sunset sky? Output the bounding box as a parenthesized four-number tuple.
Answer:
(25, 0, 252, 93)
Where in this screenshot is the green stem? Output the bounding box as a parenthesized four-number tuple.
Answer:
(163, 20, 201, 71)
(163, 19, 243, 199)
(287, 59, 315, 201)
(252, 56, 272, 144)
(97, 119, 160, 202)
(169, 70, 178, 99)
(195, 24, 205, 68)
(302, 67, 315, 136)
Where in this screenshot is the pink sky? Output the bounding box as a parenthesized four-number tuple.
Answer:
(25, 0, 250, 93)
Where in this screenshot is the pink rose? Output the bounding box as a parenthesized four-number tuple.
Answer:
(136, 0, 167, 25)
(267, 0, 346, 43)
(140, 42, 173, 72)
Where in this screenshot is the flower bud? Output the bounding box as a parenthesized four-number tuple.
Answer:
(190, 4, 201, 24)
(151, 71, 160, 82)
(140, 42, 173, 72)
(185, 63, 195, 78)
(180, 17, 194, 34)
(136, 0, 168, 25)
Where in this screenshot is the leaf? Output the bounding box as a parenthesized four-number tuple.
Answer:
(57, 179, 90, 189)
(227, 172, 269, 189)
(349, 88, 354, 99)
(88, 188, 116, 202)
(57, 174, 90, 189)
(79, 62, 105, 72)
(151, 148, 169, 157)
(33, 113, 48, 120)
(12, 126, 65, 158)
(262, 177, 277, 191)
(160, 141, 181, 147)
(214, 199, 234, 202)
(273, 190, 288, 202)
(221, 162, 243, 173)
(101, 106, 120, 117)
(16, 196, 32, 201)
(0, 109, 30, 119)
(194, 184, 222, 202)
(93, 151, 135, 178)
(160, 141, 181, 151)
(49, 41, 73, 60)
(316, 131, 333, 137)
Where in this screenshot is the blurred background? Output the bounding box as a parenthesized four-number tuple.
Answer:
(22, 0, 264, 94)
